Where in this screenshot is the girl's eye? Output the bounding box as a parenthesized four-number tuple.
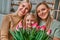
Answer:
(31, 20, 35, 23)
(31, 20, 34, 22)
(41, 8, 45, 11)
(26, 19, 29, 21)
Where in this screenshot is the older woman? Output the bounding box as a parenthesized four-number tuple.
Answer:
(36, 2, 60, 40)
(1, 1, 32, 40)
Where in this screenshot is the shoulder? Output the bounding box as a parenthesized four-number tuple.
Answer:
(50, 20, 60, 38)
(50, 19, 60, 32)
(4, 13, 16, 17)
(53, 20, 60, 23)
(5, 13, 17, 18)
(51, 20, 60, 27)
(3, 13, 17, 21)
(8, 13, 17, 17)
(52, 20, 60, 38)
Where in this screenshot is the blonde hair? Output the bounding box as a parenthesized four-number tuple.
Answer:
(23, 13, 37, 28)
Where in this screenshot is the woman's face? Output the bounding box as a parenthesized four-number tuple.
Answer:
(26, 15, 36, 28)
(17, 2, 31, 17)
(37, 4, 49, 20)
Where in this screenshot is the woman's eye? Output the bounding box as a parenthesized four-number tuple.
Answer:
(22, 5, 25, 7)
(25, 8, 28, 10)
(37, 10, 40, 13)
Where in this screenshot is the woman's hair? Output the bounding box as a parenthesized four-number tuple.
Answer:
(36, 2, 53, 31)
(23, 13, 37, 28)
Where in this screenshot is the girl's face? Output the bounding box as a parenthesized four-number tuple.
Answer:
(37, 4, 50, 20)
(26, 15, 36, 28)
(17, 2, 31, 17)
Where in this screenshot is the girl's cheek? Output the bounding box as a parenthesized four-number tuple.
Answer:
(31, 21, 35, 24)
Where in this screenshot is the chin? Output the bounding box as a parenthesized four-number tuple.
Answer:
(41, 17, 47, 20)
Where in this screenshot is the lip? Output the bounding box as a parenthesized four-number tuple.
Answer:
(20, 11, 25, 15)
(22, 11, 25, 14)
(21, 10, 26, 14)
(27, 24, 32, 26)
(40, 13, 45, 17)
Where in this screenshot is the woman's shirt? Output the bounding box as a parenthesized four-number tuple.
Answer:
(39, 20, 60, 40)
(1, 14, 23, 40)
(50, 20, 60, 40)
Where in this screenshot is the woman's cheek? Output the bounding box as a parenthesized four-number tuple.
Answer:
(38, 13, 42, 18)
(26, 10, 29, 13)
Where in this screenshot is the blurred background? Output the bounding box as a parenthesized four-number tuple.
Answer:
(0, 0, 60, 26)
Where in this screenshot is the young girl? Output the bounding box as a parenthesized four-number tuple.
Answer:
(23, 13, 37, 29)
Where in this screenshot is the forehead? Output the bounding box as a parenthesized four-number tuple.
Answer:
(37, 4, 47, 10)
(21, 2, 30, 7)
(26, 15, 35, 20)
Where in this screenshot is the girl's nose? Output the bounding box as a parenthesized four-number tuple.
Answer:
(29, 21, 31, 24)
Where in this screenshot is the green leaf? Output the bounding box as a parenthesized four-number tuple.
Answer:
(29, 28, 36, 40)
(14, 30, 20, 40)
(9, 30, 18, 40)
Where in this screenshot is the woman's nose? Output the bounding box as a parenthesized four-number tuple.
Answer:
(22, 7, 26, 11)
(22, 8, 26, 13)
(40, 11, 43, 14)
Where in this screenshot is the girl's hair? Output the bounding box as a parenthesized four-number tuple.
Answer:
(36, 2, 53, 31)
(23, 13, 37, 27)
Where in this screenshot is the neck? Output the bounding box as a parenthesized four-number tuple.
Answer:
(17, 14, 23, 19)
(42, 19, 47, 22)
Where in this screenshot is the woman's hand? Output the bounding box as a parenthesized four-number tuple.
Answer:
(53, 37, 60, 40)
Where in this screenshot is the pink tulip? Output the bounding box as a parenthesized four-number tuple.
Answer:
(16, 25, 19, 31)
(47, 29, 52, 35)
(16, 21, 22, 31)
(32, 22, 38, 28)
(36, 26, 41, 30)
(23, 26, 26, 30)
(40, 25, 46, 30)
(18, 21, 23, 28)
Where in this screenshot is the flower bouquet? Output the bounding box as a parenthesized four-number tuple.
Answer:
(9, 22, 51, 40)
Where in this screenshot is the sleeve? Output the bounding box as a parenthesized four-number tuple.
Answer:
(1, 15, 10, 40)
(54, 24, 60, 38)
